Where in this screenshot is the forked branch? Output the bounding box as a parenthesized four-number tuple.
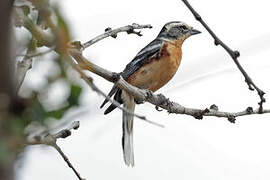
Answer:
(26, 121, 85, 180)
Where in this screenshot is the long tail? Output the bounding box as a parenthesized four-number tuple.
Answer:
(121, 90, 135, 167)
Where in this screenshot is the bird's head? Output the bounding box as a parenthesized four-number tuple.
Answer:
(158, 21, 201, 42)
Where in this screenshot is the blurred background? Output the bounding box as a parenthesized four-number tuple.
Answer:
(11, 0, 270, 179)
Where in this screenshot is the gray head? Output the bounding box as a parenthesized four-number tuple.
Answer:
(158, 21, 201, 41)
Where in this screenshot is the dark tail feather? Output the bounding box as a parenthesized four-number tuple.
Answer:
(103, 88, 123, 115)
(104, 103, 117, 115)
(100, 85, 118, 108)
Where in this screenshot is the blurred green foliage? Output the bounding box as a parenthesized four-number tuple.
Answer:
(0, 0, 83, 166)
(15, 0, 81, 120)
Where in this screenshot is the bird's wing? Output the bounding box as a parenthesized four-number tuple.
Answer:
(121, 39, 164, 79)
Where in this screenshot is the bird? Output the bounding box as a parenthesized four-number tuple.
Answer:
(100, 21, 201, 166)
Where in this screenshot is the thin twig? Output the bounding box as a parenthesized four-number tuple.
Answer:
(15, 47, 55, 92)
(26, 121, 85, 180)
(16, 47, 54, 59)
(180, 0, 266, 112)
(15, 47, 33, 92)
(82, 23, 152, 50)
(52, 122, 84, 180)
(52, 144, 85, 180)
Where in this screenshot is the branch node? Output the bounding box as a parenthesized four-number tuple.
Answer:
(69, 41, 84, 51)
(156, 93, 172, 112)
(72, 121, 80, 130)
(257, 90, 266, 113)
(104, 27, 111, 32)
(193, 112, 203, 120)
(210, 104, 219, 111)
(193, 108, 209, 120)
(111, 72, 120, 83)
(194, 13, 202, 21)
(131, 23, 153, 29)
(234, 51, 240, 58)
(156, 93, 166, 102)
(155, 105, 163, 112)
(204, 108, 210, 113)
(155, 94, 173, 113)
(59, 130, 72, 138)
(126, 26, 142, 36)
(247, 82, 255, 91)
(246, 107, 254, 114)
(227, 115, 236, 123)
(167, 102, 173, 114)
(259, 90, 266, 97)
(86, 76, 94, 84)
(111, 33, 118, 38)
(105, 27, 117, 38)
(144, 90, 154, 103)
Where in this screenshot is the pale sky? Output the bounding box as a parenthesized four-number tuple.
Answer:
(16, 0, 270, 179)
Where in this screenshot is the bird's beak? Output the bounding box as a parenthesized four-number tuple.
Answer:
(190, 28, 201, 35)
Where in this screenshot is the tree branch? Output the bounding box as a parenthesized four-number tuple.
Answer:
(65, 53, 164, 128)
(26, 121, 85, 180)
(16, 47, 54, 59)
(180, 0, 266, 112)
(82, 23, 152, 50)
(68, 40, 270, 123)
(15, 47, 33, 92)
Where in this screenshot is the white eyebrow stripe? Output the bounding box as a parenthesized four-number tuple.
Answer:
(166, 22, 188, 29)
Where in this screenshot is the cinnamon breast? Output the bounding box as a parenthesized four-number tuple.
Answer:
(126, 40, 183, 92)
